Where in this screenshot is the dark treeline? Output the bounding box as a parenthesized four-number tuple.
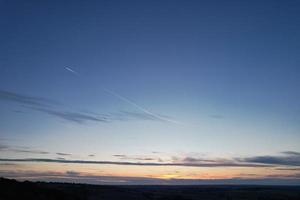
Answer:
(1, 177, 300, 200)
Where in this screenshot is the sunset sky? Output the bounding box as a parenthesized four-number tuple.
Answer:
(1, 0, 300, 185)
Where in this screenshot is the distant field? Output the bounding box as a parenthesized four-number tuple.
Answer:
(1, 177, 300, 200)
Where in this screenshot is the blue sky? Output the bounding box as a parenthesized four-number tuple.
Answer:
(0, 0, 300, 184)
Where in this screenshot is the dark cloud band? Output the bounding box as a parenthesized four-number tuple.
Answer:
(0, 158, 269, 168)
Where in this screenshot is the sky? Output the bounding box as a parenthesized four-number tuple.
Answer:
(0, 0, 300, 185)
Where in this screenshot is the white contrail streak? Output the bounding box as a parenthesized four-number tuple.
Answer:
(102, 89, 181, 124)
(64, 67, 181, 124)
(65, 67, 80, 76)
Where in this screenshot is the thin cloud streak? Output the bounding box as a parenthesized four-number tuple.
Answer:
(113, 154, 157, 161)
(0, 158, 269, 168)
(1, 89, 176, 124)
(276, 168, 300, 171)
(0, 90, 58, 107)
(0, 143, 50, 155)
(56, 153, 72, 156)
(31, 107, 108, 123)
(0, 89, 107, 124)
(282, 151, 300, 156)
(11, 150, 49, 155)
(103, 89, 181, 124)
(65, 67, 80, 76)
(0, 144, 8, 150)
(64, 67, 180, 124)
(239, 152, 300, 167)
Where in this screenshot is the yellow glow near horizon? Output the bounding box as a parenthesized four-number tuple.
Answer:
(1, 161, 297, 183)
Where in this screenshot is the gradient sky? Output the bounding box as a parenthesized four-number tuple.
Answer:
(1, 0, 300, 185)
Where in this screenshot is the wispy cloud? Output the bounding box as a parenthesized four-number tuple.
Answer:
(0, 163, 18, 166)
(65, 170, 80, 176)
(0, 144, 50, 155)
(281, 151, 300, 156)
(117, 111, 162, 121)
(276, 167, 300, 171)
(1, 89, 176, 124)
(64, 68, 180, 124)
(238, 151, 300, 166)
(3, 146, 300, 168)
(113, 154, 157, 161)
(113, 154, 126, 158)
(11, 149, 50, 155)
(181, 157, 221, 163)
(0, 158, 268, 168)
(265, 173, 300, 179)
(31, 107, 108, 123)
(32, 107, 171, 124)
(0, 90, 58, 107)
(0, 89, 106, 124)
(56, 152, 72, 156)
(0, 144, 9, 150)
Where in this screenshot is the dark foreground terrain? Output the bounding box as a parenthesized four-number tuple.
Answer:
(1, 178, 300, 200)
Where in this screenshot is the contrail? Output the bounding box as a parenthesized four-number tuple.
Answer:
(64, 67, 181, 124)
(102, 88, 181, 124)
(65, 67, 80, 76)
